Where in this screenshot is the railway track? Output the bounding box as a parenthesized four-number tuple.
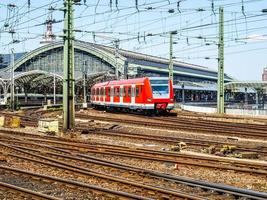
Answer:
(0, 181, 60, 200)
(0, 110, 266, 199)
(108, 110, 267, 131)
(156, 116, 267, 132)
(1, 130, 267, 175)
(2, 110, 267, 140)
(0, 165, 151, 200)
(83, 128, 267, 156)
(0, 139, 205, 199)
(1, 133, 267, 200)
(76, 114, 267, 139)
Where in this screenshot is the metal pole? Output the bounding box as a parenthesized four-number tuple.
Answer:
(63, 0, 75, 131)
(10, 48, 15, 112)
(53, 72, 56, 105)
(217, 7, 224, 114)
(182, 83, 185, 103)
(83, 61, 86, 103)
(51, 54, 56, 105)
(114, 40, 119, 80)
(169, 32, 173, 83)
(244, 87, 248, 105)
(16, 87, 19, 106)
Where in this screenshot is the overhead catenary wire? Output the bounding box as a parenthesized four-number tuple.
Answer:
(0, 0, 266, 66)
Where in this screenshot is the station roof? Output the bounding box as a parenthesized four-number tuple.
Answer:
(14, 70, 63, 89)
(225, 81, 267, 91)
(174, 81, 260, 93)
(92, 41, 234, 82)
(0, 40, 234, 83)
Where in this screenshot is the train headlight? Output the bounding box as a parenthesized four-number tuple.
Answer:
(170, 98, 174, 101)
(147, 98, 152, 102)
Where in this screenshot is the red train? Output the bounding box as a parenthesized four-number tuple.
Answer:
(90, 77, 174, 113)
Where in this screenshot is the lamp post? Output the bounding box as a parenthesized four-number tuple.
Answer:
(53, 65, 56, 105)
(83, 60, 87, 104)
(10, 48, 15, 112)
(16, 86, 19, 109)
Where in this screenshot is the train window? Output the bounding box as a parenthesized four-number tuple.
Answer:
(127, 87, 131, 97)
(107, 88, 110, 96)
(115, 87, 120, 97)
(96, 88, 99, 96)
(136, 86, 140, 97)
(100, 88, 103, 96)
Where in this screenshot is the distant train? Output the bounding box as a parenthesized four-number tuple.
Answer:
(90, 77, 174, 113)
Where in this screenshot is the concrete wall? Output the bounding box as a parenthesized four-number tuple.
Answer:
(181, 104, 216, 113)
(181, 104, 267, 117)
(226, 108, 267, 117)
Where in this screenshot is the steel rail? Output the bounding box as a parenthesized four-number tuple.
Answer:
(87, 129, 267, 155)
(1, 131, 266, 171)
(0, 142, 204, 200)
(2, 135, 266, 200)
(1, 135, 266, 175)
(1, 130, 266, 172)
(157, 116, 267, 131)
(0, 165, 153, 200)
(0, 181, 61, 200)
(76, 114, 267, 138)
(2, 137, 266, 200)
(107, 110, 267, 131)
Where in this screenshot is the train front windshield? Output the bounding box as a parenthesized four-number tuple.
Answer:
(150, 79, 169, 98)
(151, 85, 169, 95)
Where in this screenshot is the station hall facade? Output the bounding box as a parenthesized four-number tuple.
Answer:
(0, 40, 254, 106)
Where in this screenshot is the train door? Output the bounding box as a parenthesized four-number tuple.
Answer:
(123, 86, 131, 104)
(120, 86, 123, 105)
(96, 88, 99, 101)
(105, 87, 110, 103)
(114, 86, 120, 103)
(130, 84, 135, 107)
(135, 85, 142, 104)
(100, 87, 103, 102)
(103, 87, 106, 103)
(110, 86, 114, 104)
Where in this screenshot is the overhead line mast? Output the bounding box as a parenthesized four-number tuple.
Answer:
(217, 7, 225, 114)
(169, 31, 177, 84)
(63, 0, 75, 131)
(169, 32, 173, 83)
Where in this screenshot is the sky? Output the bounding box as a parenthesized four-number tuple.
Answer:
(0, 0, 267, 81)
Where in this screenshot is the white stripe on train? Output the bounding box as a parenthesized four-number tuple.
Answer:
(91, 101, 174, 110)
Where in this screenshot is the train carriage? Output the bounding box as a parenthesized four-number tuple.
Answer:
(91, 77, 174, 113)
